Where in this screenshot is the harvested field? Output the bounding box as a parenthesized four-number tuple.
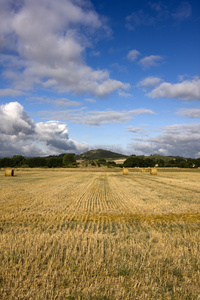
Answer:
(0, 168, 200, 299)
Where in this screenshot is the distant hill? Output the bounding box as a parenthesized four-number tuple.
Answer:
(75, 149, 128, 161)
(47, 151, 184, 163)
(45, 151, 192, 166)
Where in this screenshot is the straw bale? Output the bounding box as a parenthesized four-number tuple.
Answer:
(150, 168, 157, 175)
(123, 167, 129, 175)
(5, 169, 14, 176)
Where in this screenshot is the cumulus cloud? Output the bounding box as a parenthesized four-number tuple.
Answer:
(126, 49, 164, 69)
(137, 76, 162, 89)
(177, 108, 200, 118)
(118, 91, 132, 97)
(126, 50, 164, 69)
(0, 0, 128, 97)
(36, 121, 87, 153)
(139, 55, 163, 68)
(128, 123, 200, 158)
(0, 102, 89, 157)
(95, 79, 130, 98)
(148, 78, 200, 100)
(0, 102, 35, 135)
(127, 49, 141, 61)
(0, 135, 47, 158)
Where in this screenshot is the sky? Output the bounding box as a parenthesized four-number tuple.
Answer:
(0, 0, 200, 158)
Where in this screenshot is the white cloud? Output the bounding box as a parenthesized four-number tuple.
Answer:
(29, 97, 81, 107)
(0, 89, 24, 97)
(126, 126, 145, 134)
(0, 0, 128, 97)
(0, 102, 35, 135)
(0, 134, 47, 158)
(127, 49, 141, 61)
(148, 78, 200, 100)
(177, 108, 200, 118)
(139, 55, 163, 68)
(95, 79, 130, 98)
(137, 76, 162, 89)
(118, 91, 132, 97)
(0, 102, 88, 157)
(54, 99, 81, 107)
(41, 108, 154, 126)
(70, 109, 154, 126)
(35, 121, 88, 153)
(128, 123, 200, 158)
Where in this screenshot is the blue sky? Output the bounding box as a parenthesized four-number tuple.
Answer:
(0, 0, 200, 158)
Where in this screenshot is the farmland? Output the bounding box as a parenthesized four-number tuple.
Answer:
(0, 168, 200, 299)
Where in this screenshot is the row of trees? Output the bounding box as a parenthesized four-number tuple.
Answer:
(0, 155, 120, 169)
(1, 154, 200, 168)
(0, 154, 77, 168)
(123, 155, 200, 168)
(124, 156, 157, 168)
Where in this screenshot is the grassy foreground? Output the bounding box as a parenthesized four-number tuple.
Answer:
(0, 168, 200, 299)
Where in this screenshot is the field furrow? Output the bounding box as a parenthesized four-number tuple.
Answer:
(108, 172, 200, 214)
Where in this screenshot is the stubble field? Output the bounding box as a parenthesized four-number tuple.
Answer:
(0, 168, 200, 299)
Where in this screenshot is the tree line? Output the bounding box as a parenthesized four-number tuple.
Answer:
(123, 155, 200, 168)
(0, 154, 200, 168)
(0, 154, 76, 168)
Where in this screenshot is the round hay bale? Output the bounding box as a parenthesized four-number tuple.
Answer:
(140, 168, 146, 172)
(150, 168, 157, 175)
(5, 168, 14, 176)
(123, 167, 129, 175)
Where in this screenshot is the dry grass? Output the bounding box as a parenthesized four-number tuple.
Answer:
(0, 168, 200, 299)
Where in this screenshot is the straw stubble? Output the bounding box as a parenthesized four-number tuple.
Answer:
(0, 168, 199, 299)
